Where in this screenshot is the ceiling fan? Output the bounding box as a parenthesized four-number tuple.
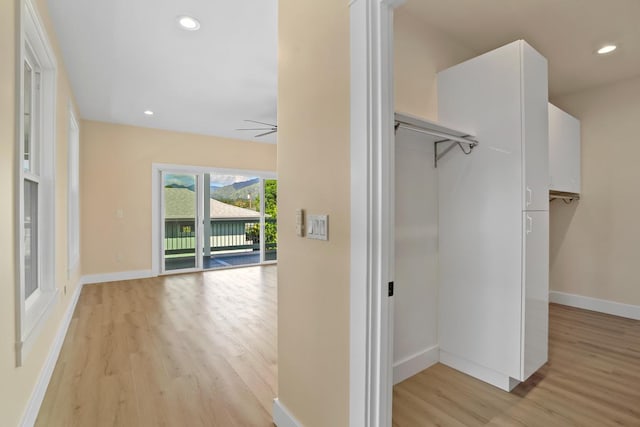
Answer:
(236, 119, 277, 138)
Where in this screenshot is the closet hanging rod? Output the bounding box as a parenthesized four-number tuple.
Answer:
(395, 121, 479, 148)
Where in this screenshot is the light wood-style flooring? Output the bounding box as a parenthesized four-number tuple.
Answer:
(38, 269, 640, 427)
(393, 303, 640, 426)
(36, 266, 277, 427)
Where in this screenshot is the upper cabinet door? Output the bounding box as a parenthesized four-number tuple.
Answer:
(521, 43, 549, 211)
(549, 103, 581, 194)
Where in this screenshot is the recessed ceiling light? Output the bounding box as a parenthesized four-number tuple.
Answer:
(177, 15, 200, 31)
(597, 45, 617, 55)
(144, 110, 154, 116)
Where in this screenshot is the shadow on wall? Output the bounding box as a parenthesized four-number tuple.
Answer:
(549, 200, 579, 272)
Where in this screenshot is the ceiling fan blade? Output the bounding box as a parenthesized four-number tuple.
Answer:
(245, 119, 277, 127)
(236, 128, 274, 131)
(255, 130, 277, 138)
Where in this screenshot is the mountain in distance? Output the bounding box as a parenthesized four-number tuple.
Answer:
(165, 183, 195, 191)
(210, 178, 260, 202)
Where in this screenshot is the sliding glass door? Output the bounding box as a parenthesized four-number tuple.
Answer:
(206, 173, 261, 269)
(162, 172, 201, 272)
(157, 167, 276, 274)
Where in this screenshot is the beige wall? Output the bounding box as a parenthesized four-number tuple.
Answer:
(550, 75, 640, 306)
(0, 0, 82, 425)
(395, 7, 475, 119)
(277, 0, 350, 426)
(274, 5, 475, 425)
(80, 120, 276, 275)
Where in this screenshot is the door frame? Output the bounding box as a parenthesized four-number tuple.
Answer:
(159, 169, 203, 274)
(349, 0, 403, 426)
(151, 163, 277, 276)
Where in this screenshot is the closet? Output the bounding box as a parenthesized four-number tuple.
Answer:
(394, 40, 551, 392)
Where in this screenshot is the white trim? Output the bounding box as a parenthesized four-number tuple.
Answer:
(152, 163, 277, 179)
(273, 398, 303, 427)
(81, 270, 154, 285)
(349, 0, 402, 426)
(440, 350, 519, 392)
(393, 346, 439, 385)
(550, 291, 640, 321)
(67, 105, 80, 275)
(16, 0, 59, 367)
(16, 290, 59, 364)
(20, 280, 82, 427)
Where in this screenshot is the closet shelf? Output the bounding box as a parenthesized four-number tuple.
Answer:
(549, 190, 580, 202)
(394, 112, 479, 168)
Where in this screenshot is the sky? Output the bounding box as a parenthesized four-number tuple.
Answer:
(164, 173, 257, 189)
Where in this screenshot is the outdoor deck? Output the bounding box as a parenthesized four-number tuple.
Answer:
(165, 250, 276, 271)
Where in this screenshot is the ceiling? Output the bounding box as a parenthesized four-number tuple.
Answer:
(48, 0, 278, 143)
(49, 1, 637, 142)
(402, 0, 640, 97)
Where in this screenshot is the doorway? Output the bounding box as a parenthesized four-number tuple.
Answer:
(153, 164, 277, 275)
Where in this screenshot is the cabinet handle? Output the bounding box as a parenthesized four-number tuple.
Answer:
(526, 187, 533, 207)
(526, 215, 533, 234)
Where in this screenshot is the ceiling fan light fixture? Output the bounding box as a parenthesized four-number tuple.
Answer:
(177, 15, 200, 31)
(597, 44, 617, 55)
(144, 110, 154, 116)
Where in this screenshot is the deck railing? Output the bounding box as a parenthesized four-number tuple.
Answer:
(164, 218, 277, 255)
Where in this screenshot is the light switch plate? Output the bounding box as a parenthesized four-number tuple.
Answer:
(307, 214, 328, 241)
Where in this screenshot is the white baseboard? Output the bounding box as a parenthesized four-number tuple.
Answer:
(20, 280, 83, 427)
(273, 398, 303, 427)
(550, 291, 640, 321)
(440, 350, 518, 392)
(393, 345, 439, 385)
(82, 269, 153, 285)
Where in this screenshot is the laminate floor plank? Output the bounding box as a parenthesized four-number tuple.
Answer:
(36, 266, 277, 427)
(394, 304, 640, 426)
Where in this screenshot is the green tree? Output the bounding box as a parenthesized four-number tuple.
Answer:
(245, 180, 277, 248)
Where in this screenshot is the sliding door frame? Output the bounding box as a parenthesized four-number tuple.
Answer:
(159, 169, 203, 274)
(151, 163, 277, 276)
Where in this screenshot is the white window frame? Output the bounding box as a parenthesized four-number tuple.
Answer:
(67, 106, 80, 274)
(16, 0, 58, 366)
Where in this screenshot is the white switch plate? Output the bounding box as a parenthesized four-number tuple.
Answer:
(307, 214, 328, 241)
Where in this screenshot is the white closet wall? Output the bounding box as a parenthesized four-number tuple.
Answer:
(393, 127, 439, 384)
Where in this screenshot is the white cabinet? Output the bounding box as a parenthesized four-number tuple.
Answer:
(522, 211, 549, 379)
(549, 103, 581, 194)
(437, 40, 549, 391)
(522, 44, 550, 212)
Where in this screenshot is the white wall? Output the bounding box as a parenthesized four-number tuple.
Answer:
(393, 128, 439, 382)
(392, 5, 476, 383)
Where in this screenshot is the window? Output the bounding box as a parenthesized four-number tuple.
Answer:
(68, 108, 80, 272)
(16, 0, 58, 365)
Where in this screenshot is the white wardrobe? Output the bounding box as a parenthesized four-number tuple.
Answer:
(394, 40, 550, 392)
